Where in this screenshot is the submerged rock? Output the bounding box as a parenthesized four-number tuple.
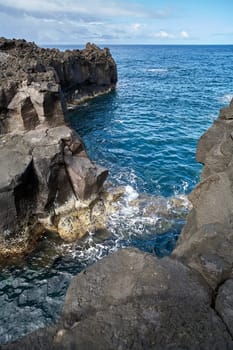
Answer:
(2, 249, 232, 350)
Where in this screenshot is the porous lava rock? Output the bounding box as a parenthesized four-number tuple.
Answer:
(0, 37, 117, 134)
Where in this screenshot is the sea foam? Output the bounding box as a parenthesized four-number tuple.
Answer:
(220, 94, 233, 104)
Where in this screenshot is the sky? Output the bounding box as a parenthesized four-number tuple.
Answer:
(0, 0, 232, 45)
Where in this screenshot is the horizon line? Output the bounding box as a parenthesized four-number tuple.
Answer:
(40, 43, 233, 47)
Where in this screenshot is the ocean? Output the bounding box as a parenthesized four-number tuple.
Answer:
(0, 44, 233, 343)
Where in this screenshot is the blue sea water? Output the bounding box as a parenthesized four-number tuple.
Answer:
(0, 45, 233, 344)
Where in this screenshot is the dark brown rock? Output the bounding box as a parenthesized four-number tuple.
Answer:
(173, 222, 233, 289)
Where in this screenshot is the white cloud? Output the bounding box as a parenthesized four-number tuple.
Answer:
(0, 1, 196, 44)
(0, 0, 171, 20)
(0, 0, 174, 44)
(180, 30, 189, 38)
(131, 23, 142, 31)
(154, 31, 175, 39)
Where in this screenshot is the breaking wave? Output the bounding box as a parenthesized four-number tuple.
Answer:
(220, 93, 233, 104)
(146, 68, 168, 73)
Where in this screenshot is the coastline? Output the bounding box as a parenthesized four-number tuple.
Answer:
(4, 99, 233, 349)
(1, 39, 233, 348)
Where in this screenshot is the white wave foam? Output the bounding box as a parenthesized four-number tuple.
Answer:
(54, 186, 192, 266)
(220, 94, 233, 104)
(124, 185, 139, 202)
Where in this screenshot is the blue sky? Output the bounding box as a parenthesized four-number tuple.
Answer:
(0, 0, 232, 45)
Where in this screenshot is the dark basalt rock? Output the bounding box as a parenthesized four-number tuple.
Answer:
(0, 37, 117, 134)
(0, 126, 108, 254)
(0, 37, 117, 254)
(2, 249, 232, 350)
(172, 99, 233, 339)
(215, 279, 233, 337)
(173, 100, 233, 289)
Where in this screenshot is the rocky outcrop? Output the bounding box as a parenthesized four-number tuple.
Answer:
(173, 99, 233, 290)
(0, 38, 117, 134)
(0, 125, 110, 255)
(3, 248, 232, 350)
(171, 99, 233, 341)
(0, 37, 117, 256)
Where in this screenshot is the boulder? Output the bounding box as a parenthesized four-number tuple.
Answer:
(215, 278, 233, 338)
(2, 249, 232, 350)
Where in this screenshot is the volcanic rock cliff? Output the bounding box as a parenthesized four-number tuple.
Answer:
(0, 37, 117, 256)
(3, 100, 233, 350)
(0, 37, 117, 134)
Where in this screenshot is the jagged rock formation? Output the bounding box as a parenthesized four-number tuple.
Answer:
(172, 98, 233, 339)
(173, 99, 233, 289)
(0, 37, 117, 256)
(0, 126, 110, 255)
(3, 100, 233, 349)
(0, 37, 117, 134)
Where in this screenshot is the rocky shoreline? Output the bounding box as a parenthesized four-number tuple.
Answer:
(0, 37, 117, 257)
(4, 102, 233, 350)
(1, 38, 233, 349)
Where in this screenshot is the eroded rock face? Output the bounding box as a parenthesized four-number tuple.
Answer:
(0, 37, 117, 134)
(0, 37, 117, 255)
(173, 99, 233, 291)
(0, 126, 108, 255)
(2, 249, 232, 350)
